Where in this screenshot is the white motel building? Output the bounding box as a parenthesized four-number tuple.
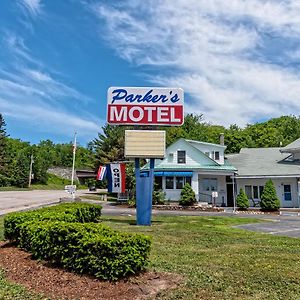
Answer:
(142, 136, 300, 208)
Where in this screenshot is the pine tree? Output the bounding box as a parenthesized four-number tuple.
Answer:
(179, 183, 196, 206)
(236, 188, 249, 210)
(260, 179, 280, 211)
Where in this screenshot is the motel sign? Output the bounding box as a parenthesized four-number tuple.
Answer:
(107, 87, 184, 125)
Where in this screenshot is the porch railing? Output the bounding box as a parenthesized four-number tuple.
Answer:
(198, 192, 213, 203)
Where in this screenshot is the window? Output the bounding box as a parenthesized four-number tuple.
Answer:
(155, 177, 163, 190)
(245, 185, 252, 199)
(284, 185, 292, 201)
(166, 177, 174, 189)
(176, 177, 184, 189)
(175, 177, 192, 189)
(259, 186, 264, 198)
(253, 186, 259, 199)
(214, 151, 220, 160)
(186, 177, 192, 186)
(177, 151, 186, 164)
(244, 185, 265, 199)
(202, 178, 218, 192)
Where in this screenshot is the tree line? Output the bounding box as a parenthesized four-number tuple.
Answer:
(92, 114, 300, 166)
(0, 114, 94, 187)
(1, 112, 300, 188)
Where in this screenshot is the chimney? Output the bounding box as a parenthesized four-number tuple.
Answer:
(220, 133, 224, 146)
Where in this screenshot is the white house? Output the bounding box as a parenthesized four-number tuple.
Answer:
(142, 137, 300, 208)
(142, 138, 236, 206)
(227, 138, 300, 208)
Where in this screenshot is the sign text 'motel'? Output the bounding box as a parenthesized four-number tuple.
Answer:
(107, 87, 184, 125)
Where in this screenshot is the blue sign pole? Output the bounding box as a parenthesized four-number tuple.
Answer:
(135, 158, 155, 226)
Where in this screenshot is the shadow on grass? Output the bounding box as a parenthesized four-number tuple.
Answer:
(102, 217, 164, 226)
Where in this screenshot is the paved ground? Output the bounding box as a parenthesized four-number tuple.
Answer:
(0, 189, 90, 215)
(235, 219, 300, 238)
(2, 190, 300, 238)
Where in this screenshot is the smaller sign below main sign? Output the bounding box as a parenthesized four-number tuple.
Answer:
(65, 185, 76, 194)
(125, 130, 166, 159)
(107, 87, 184, 126)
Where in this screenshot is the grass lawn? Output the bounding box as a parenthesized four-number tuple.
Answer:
(1, 214, 300, 299)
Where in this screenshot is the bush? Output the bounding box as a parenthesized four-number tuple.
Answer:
(16, 221, 151, 280)
(4, 203, 102, 241)
(4, 203, 151, 280)
(260, 179, 280, 211)
(179, 183, 196, 206)
(236, 188, 249, 210)
(153, 183, 165, 205)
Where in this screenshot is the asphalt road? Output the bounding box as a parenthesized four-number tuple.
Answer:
(0, 189, 87, 215)
(2, 190, 300, 238)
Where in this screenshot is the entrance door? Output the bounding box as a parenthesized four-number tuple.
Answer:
(226, 184, 234, 207)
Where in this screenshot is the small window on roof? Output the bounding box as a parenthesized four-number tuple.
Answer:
(214, 151, 220, 160)
(177, 151, 186, 164)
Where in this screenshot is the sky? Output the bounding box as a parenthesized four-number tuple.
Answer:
(1, 0, 300, 146)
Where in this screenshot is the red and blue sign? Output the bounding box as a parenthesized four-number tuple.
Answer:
(107, 87, 184, 126)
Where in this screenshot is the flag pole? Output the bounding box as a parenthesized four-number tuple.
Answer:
(71, 132, 77, 199)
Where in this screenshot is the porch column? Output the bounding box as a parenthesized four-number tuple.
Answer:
(192, 172, 199, 201)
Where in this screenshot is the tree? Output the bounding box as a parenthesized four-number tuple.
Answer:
(236, 188, 249, 210)
(179, 183, 196, 206)
(260, 179, 280, 211)
(91, 124, 128, 166)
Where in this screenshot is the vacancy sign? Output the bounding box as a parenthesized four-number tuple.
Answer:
(107, 87, 184, 125)
(125, 130, 166, 159)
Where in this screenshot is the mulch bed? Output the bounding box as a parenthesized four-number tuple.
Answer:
(0, 242, 182, 300)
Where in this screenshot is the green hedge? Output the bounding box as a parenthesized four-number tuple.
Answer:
(4, 203, 102, 241)
(4, 203, 151, 280)
(18, 221, 151, 280)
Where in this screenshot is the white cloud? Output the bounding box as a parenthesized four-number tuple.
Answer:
(0, 98, 100, 138)
(0, 32, 97, 141)
(19, 0, 42, 17)
(91, 0, 300, 126)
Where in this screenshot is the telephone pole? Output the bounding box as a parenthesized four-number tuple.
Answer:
(71, 132, 77, 199)
(28, 154, 34, 187)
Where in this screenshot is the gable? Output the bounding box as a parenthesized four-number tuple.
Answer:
(156, 139, 219, 168)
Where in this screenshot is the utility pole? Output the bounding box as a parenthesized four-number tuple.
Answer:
(28, 154, 34, 188)
(71, 132, 77, 199)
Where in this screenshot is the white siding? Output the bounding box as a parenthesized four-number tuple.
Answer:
(188, 142, 225, 165)
(236, 178, 299, 208)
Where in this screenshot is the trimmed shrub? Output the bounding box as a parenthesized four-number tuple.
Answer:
(17, 221, 151, 280)
(4, 203, 151, 280)
(179, 183, 196, 206)
(260, 179, 280, 211)
(4, 203, 102, 241)
(236, 188, 249, 210)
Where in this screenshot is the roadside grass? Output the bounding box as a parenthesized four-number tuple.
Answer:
(1, 214, 300, 299)
(80, 192, 117, 202)
(0, 174, 87, 191)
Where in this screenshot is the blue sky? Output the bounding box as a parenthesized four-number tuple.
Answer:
(1, 1, 300, 146)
